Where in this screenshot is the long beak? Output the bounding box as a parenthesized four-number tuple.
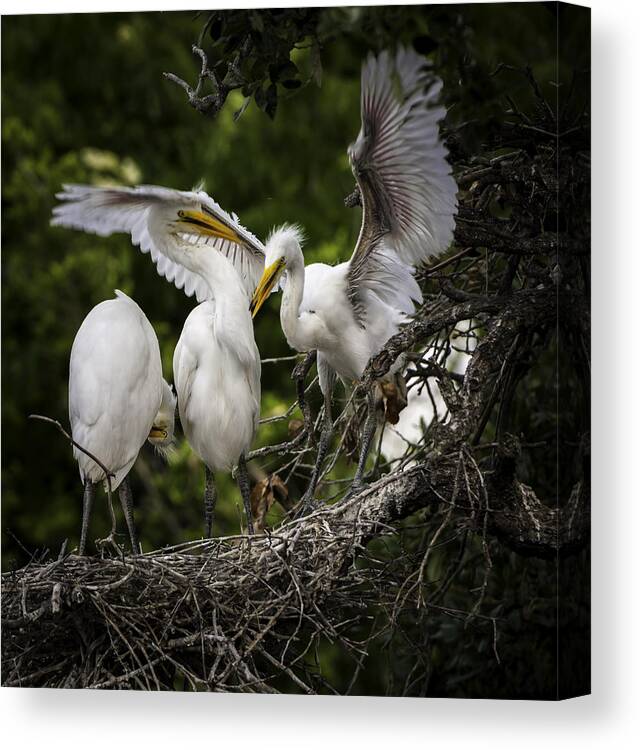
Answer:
(176, 209, 241, 244)
(250, 260, 284, 318)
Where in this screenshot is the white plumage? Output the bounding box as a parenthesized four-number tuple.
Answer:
(173, 300, 260, 475)
(52, 184, 266, 301)
(279, 245, 409, 383)
(350, 47, 457, 263)
(53, 189, 262, 537)
(249, 49, 458, 504)
(252, 48, 457, 380)
(69, 290, 175, 553)
(168, 251, 261, 537)
(53, 46, 457, 517)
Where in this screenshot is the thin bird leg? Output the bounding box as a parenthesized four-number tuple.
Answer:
(79, 479, 95, 556)
(291, 350, 317, 442)
(298, 386, 333, 515)
(371, 417, 386, 479)
(349, 387, 378, 497)
(117, 475, 140, 554)
(204, 466, 217, 539)
(95, 474, 123, 559)
(236, 454, 254, 536)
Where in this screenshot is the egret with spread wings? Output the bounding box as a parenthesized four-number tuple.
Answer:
(53, 185, 266, 536)
(249, 48, 458, 506)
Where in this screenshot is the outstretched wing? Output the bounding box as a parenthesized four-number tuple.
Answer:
(346, 47, 458, 323)
(52, 184, 266, 301)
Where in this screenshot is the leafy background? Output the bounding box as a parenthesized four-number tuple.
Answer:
(2, 3, 589, 697)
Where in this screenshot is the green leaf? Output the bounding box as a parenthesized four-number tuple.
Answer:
(269, 60, 298, 83)
(265, 82, 278, 118)
(254, 83, 266, 110)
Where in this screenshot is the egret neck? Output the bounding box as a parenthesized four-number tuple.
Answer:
(278, 250, 316, 354)
(188, 248, 251, 324)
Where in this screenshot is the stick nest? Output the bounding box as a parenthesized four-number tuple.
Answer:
(2, 505, 382, 691)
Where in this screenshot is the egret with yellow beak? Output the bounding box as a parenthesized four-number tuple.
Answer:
(54, 46, 457, 517)
(53, 185, 267, 537)
(249, 48, 458, 508)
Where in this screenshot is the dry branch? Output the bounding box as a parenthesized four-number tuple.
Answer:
(2, 442, 587, 690)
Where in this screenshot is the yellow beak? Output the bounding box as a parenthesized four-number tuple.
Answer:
(250, 259, 284, 318)
(176, 209, 241, 244)
(148, 427, 168, 440)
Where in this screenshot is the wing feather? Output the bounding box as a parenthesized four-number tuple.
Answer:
(52, 184, 266, 300)
(346, 48, 458, 324)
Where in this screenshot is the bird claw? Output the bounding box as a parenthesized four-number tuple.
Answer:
(343, 479, 366, 503)
(293, 494, 322, 520)
(344, 185, 362, 208)
(95, 532, 124, 560)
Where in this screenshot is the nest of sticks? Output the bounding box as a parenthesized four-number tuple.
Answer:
(1, 498, 385, 691)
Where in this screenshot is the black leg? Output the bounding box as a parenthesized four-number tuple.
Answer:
(236, 454, 254, 536)
(79, 478, 95, 556)
(298, 386, 333, 515)
(371, 415, 386, 479)
(349, 387, 378, 497)
(118, 475, 140, 554)
(292, 350, 317, 442)
(204, 466, 217, 539)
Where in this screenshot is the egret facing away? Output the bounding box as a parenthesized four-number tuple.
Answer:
(69, 290, 175, 555)
(249, 48, 458, 504)
(53, 187, 264, 537)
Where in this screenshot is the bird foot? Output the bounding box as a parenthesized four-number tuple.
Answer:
(95, 532, 125, 559)
(343, 478, 366, 503)
(293, 493, 322, 520)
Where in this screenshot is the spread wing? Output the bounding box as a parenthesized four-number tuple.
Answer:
(52, 184, 267, 301)
(346, 47, 458, 324)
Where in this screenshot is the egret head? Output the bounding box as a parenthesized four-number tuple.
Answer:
(148, 380, 177, 452)
(250, 225, 304, 317)
(170, 197, 248, 278)
(175, 208, 241, 246)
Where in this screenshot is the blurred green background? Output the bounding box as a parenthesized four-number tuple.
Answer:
(2, 4, 589, 698)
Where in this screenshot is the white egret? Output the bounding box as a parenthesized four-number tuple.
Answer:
(172, 290, 260, 537)
(69, 290, 176, 554)
(52, 186, 264, 536)
(249, 48, 458, 504)
(53, 45, 457, 516)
